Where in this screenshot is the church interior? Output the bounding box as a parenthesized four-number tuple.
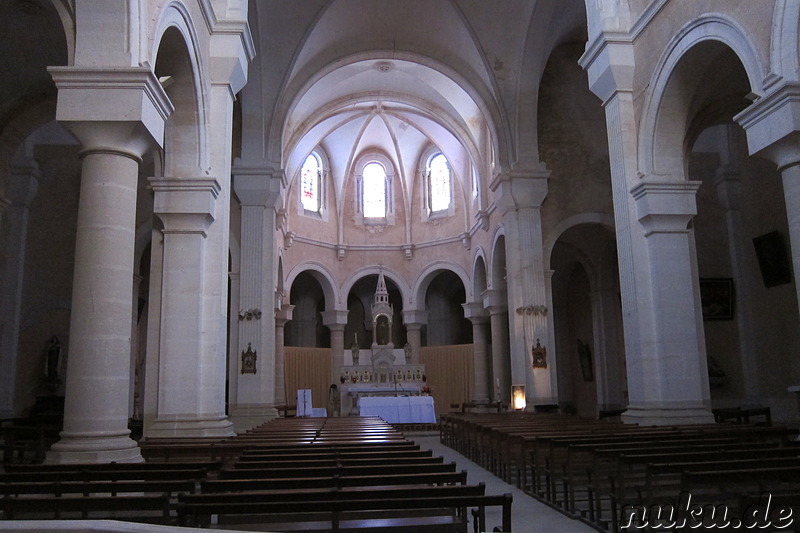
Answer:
(2, 0, 800, 531)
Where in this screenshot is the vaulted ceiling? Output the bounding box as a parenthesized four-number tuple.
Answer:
(244, 0, 588, 213)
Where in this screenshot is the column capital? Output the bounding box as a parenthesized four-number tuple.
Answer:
(491, 166, 549, 213)
(578, 34, 635, 104)
(150, 177, 221, 235)
(321, 309, 349, 328)
(402, 309, 428, 327)
(48, 66, 173, 157)
(481, 288, 508, 311)
(735, 81, 800, 170)
(209, 20, 256, 93)
(233, 162, 286, 209)
(462, 301, 489, 324)
(632, 179, 700, 235)
(275, 304, 294, 326)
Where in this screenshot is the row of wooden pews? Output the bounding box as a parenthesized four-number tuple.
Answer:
(440, 411, 799, 532)
(2, 416, 513, 532)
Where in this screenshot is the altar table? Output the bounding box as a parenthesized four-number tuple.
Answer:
(357, 395, 436, 423)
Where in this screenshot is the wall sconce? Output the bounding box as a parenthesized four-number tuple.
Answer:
(512, 384, 526, 411)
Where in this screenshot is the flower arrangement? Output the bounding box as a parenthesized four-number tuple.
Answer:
(421, 384, 431, 395)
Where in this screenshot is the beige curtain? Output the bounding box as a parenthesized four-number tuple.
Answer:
(284, 347, 332, 410)
(420, 344, 474, 416)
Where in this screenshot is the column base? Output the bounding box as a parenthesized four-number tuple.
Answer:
(145, 414, 235, 439)
(228, 405, 280, 433)
(621, 406, 715, 426)
(45, 432, 143, 464)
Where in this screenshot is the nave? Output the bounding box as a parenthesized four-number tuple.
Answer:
(0, 416, 516, 533)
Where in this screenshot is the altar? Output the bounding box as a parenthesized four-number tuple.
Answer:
(357, 395, 436, 424)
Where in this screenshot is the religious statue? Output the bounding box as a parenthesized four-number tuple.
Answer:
(352, 333, 360, 365)
(46, 335, 61, 381)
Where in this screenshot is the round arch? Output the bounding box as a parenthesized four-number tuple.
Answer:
(341, 266, 411, 310)
(638, 14, 767, 178)
(412, 261, 472, 307)
(471, 247, 489, 299)
(771, 0, 800, 82)
(285, 262, 339, 311)
(151, 2, 209, 174)
(488, 225, 507, 291)
(544, 212, 615, 269)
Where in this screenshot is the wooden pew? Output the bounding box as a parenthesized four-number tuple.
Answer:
(177, 487, 513, 532)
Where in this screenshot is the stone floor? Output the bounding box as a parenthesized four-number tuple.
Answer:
(410, 433, 598, 533)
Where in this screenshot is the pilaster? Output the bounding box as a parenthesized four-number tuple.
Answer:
(0, 160, 40, 419)
(229, 165, 284, 431)
(493, 170, 553, 406)
(624, 180, 714, 425)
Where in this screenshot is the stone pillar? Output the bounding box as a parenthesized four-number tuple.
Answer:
(274, 304, 294, 407)
(227, 272, 241, 413)
(736, 83, 800, 325)
(46, 67, 171, 463)
(625, 181, 713, 424)
(322, 310, 348, 383)
(590, 288, 627, 411)
(492, 171, 554, 406)
(402, 309, 427, 365)
(0, 161, 39, 419)
(715, 166, 760, 401)
(229, 166, 284, 431)
(463, 302, 490, 404)
(483, 288, 510, 404)
(147, 177, 234, 438)
(582, 38, 713, 424)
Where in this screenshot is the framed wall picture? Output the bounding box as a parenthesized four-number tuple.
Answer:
(699, 278, 734, 320)
(753, 230, 792, 287)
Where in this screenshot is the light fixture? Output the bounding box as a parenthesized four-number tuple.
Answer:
(512, 385, 526, 411)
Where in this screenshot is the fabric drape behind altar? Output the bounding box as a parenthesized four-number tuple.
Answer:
(284, 347, 332, 412)
(420, 344, 474, 416)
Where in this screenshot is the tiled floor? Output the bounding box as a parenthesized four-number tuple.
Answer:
(411, 433, 598, 533)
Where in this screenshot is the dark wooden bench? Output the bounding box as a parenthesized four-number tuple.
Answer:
(2, 493, 172, 523)
(177, 488, 513, 532)
(201, 470, 469, 492)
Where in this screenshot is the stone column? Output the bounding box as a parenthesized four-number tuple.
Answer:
(322, 310, 349, 383)
(626, 180, 713, 424)
(402, 309, 427, 365)
(492, 172, 553, 407)
(736, 83, 800, 326)
(46, 67, 171, 463)
(0, 161, 39, 419)
(483, 288, 510, 404)
(274, 304, 294, 407)
(463, 302, 490, 404)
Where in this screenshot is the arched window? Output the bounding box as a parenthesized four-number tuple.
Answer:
(354, 152, 395, 226)
(300, 152, 322, 214)
(362, 161, 387, 218)
(427, 153, 451, 213)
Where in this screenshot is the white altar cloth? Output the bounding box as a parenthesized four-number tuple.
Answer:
(357, 395, 436, 423)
